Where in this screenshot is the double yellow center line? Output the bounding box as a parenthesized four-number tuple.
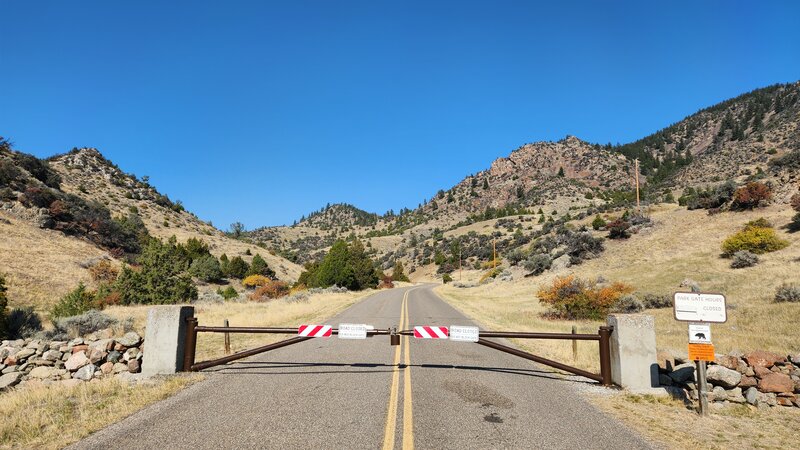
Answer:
(382, 288, 415, 450)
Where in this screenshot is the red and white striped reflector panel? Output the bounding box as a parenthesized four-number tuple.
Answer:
(413, 326, 449, 339)
(298, 325, 332, 338)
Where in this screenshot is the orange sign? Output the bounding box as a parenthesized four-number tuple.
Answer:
(688, 343, 715, 361)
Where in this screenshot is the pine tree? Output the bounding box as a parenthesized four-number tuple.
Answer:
(227, 256, 250, 279)
(557, 167, 565, 177)
(391, 261, 410, 282)
(247, 254, 275, 279)
(483, 179, 489, 190)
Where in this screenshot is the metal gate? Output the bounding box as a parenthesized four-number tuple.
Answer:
(182, 318, 613, 386)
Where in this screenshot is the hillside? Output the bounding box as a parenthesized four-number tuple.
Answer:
(245, 81, 800, 279)
(48, 148, 301, 281)
(0, 143, 301, 310)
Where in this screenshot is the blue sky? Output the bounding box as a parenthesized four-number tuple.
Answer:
(2, 1, 799, 228)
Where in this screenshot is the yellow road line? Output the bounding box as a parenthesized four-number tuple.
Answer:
(382, 290, 407, 450)
(402, 290, 414, 450)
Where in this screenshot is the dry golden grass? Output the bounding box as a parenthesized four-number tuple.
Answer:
(591, 392, 800, 449)
(435, 204, 800, 372)
(104, 289, 375, 362)
(0, 212, 112, 311)
(0, 375, 202, 450)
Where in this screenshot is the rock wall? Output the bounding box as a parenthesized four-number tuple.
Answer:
(0, 329, 144, 392)
(659, 350, 800, 409)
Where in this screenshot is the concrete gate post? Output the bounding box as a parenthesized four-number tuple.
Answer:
(606, 314, 659, 390)
(142, 306, 195, 377)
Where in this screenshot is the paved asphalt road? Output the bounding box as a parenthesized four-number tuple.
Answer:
(72, 285, 651, 450)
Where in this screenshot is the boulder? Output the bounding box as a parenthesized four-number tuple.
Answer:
(669, 363, 696, 384)
(739, 376, 757, 388)
(657, 350, 676, 372)
(726, 387, 746, 404)
(96, 328, 114, 340)
(3, 356, 16, 366)
(100, 362, 114, 375)
(117, 332, 142, 348)
(123, 348, 140, 362)
(758, 373, 794, 393)
(550, 254, 571, 272)
(710, 386, 727, 402)
(789, 353, 800, 366)
(0, 372, 23, 390)
(754, 366, 772, 378)
(716, 355, 740, 371)
(65, 351, 90, 371)
(744, 350, 785, 368)
(14, 348, 35, 361)
(745, 387, 759, 405)
(89, 339, 115, 352)
(88, 347, 107, 365)
(706, 365, 742, 389)
(2, 365, 17, 374)
(42, 350, 62, 362)
(28, 366, 56, 379)
(112, 363, 128, 374)
(72, 364, 96, 381)
(107, 350, 122, 363)
(127, 359, 141, 373)
(71, 344, 89, 354)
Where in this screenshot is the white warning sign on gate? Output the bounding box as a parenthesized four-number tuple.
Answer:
(688, 323, 712, 344)
(449, 325, 479, 342)
(338, 323, 368, 339)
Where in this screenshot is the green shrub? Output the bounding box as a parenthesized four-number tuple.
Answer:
(299, 240, 378, 291)
(591, 214, 606, 230)
(226, 256, 249, 279)
(730, 250, 759, 268)
(51, 283, 97, 319)
(217, 286, 238, 300)
(189, 254, 223, 282)
(774, 284, 800, 303)
(523, 253, 552, 276)
(642, 294, 672, 309)
(6, 307, 43, 339)
(442, 273, 453, 284)
(113, 237, 197, 304)
(721, 223, 789, 256)
(607, 219, 631, 239)
(612, 294, 644, 313)
(53, 310, 117, 336)
(790, 213, 800, 233)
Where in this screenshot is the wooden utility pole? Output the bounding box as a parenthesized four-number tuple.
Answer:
(634, 158, 641, 210)
(492, 239, 497, 269)
(459, 246, 462, 281)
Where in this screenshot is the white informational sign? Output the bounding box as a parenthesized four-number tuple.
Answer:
(673, 292, 727, 323)
(688, 323, 712, 344)
(338, 323, 368, 339)
(449, 325, 480, 342)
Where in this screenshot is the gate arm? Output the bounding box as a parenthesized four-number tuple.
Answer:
(477, 338, 605, 384)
